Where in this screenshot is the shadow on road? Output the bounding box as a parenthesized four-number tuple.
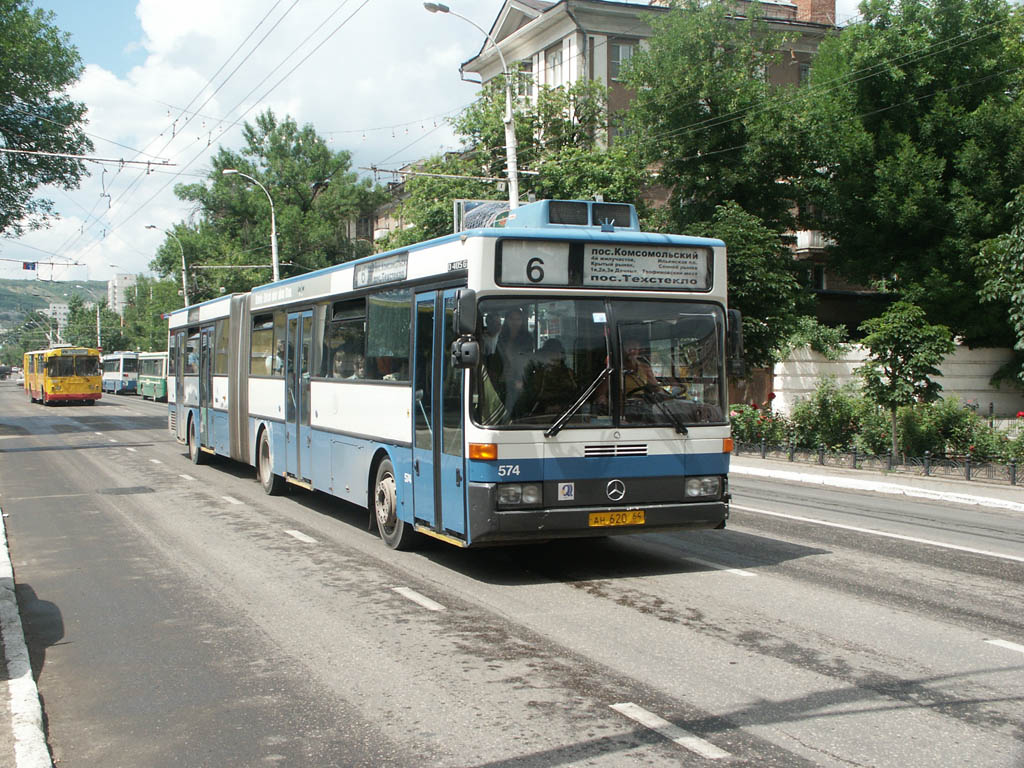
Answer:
(15, 583, 64, 684)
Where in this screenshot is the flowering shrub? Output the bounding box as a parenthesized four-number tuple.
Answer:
(729, 401, 790, 444)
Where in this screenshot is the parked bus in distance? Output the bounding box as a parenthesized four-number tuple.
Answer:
(138, 352, 168, 401)
(167, 199, 743, 550)
(102, 351, 139, 394)
(23, 346, 102, 405)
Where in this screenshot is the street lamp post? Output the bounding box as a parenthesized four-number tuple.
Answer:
(424, 2, 520, 209)
(222, 169, 280, 281)
(146, 225, 189, 307)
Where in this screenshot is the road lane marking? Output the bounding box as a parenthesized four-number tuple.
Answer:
(149, 459, 161, 464)
(108, 438, 117, 443)
(179, 474, 194, 481)
(222, 496, 243, 505)
(611, 702, 730, 760)
(392, 587, 446, 612)
(732, 504, 1024, 564)
(94, 431, 102, 435)
(284, 529, 317, 544)
(985, 639, 1024, 655)
(685, 556, 756, 577)
(125, 447, 136, 453)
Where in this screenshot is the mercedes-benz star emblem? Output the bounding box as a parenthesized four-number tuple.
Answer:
(606, 479, 626, 502)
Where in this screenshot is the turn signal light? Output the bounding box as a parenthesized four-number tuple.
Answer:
(469, 443, 498, 460)
(723, 438, 734, 454)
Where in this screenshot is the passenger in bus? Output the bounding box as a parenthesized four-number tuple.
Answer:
(495, 307, 533, 415)
(521, 338, 578, 416)
(268, 340, 286, 375)
(482, 313, 501, 355)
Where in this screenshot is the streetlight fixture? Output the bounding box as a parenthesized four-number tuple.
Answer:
(222, 169, 280, 281)
(424, 1, 520, 209)
(146, 225, 189, 307)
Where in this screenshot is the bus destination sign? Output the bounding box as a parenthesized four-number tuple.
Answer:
(583, 244, 711, 291)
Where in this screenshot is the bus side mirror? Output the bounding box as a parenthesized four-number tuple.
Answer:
(451, 338, 479, 369)
(454, 289, 477, 337)
(727, 309, 745, 378)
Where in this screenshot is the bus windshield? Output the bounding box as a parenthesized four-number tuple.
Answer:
(473, 298, 726, 429)
(46, 355, 100, 378)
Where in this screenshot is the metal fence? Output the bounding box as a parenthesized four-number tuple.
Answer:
(735, 440, 1019, 486)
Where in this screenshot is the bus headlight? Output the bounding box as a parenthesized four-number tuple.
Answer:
(685, 476, 721, 499)
(497, 483, 542, 508)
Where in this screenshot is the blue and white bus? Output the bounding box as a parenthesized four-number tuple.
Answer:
(167, 199, 742, 549)
(102, 351, 139, 394)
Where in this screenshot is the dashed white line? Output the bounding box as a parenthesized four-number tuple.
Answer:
(178, 474, 195, 481)
(611, 702, 730, 760)
(149, 459, 161, 465)
(94, 431, 102, 435)
(685, 556, 756, 577)
(985, 638, 1024, 655)
(222, 496, 243, 505)
(108, 438, 117, 443)
(125, 447, 136, 453)
(284, 529, 317, 544)
(732, 504, 1024, 564)
(392, 587, 446, 612)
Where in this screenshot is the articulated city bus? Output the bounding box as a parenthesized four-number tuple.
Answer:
(167, 199, 742, 549)
(138, 351, 168, 401)
(102, 351, 138, 394)
(23, 346, 102, 405)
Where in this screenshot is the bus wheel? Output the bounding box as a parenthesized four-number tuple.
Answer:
(257, 429, 283, 495)
(187, 417, 205, 465)
(374, 458, 416, 550)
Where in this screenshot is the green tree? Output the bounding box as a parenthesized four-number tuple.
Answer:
(622, 0, 801, 232)
(382, 77, 644, 246)
(152, 110, 386, 302)
(121, 277, 180, 351)
(690, 202, 811, 368)
(64, 295, 126, 352)
(0, 0, 92, 236)
(975, 188, 1024, 383)
(856, 300, 955, 457)
(800, 0, 1024, 346)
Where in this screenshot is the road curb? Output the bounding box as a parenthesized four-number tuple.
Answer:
(0, 508, 53, 768)
(730, 463, 1024, 514)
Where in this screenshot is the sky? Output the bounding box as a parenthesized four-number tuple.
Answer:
(4, 0, 862, 285)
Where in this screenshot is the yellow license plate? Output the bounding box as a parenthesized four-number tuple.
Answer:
(588, 510, 645, 528)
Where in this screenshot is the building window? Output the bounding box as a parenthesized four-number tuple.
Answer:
(799, 62, 811, 85)
(609, 41, 634, 82)
(517, 60, 533, 98)
(545, 46, 563, 86)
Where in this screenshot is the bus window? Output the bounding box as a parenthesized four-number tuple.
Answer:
(214, 319, 230, 375)
(327, 300, 365, 379)
(366, 288, 411, 381)
(168, 335, 177, 376)
(185, 333, 200, 374)
(76, 356, 100, 377)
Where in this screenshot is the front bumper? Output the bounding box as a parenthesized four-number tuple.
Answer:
(467, 483, 728, 545)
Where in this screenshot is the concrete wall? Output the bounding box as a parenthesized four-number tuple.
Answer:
(773, 346, 1024, 417)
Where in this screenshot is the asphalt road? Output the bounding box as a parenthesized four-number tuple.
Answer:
(1, 381, 1022, 767)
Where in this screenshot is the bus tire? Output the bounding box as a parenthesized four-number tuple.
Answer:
(373, 458, 416, 550)
(257, 429, 283, 495)
(187, 417, 205, 465)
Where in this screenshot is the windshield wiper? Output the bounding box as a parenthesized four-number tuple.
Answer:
(544, 365, 613, 438)
(639, 385, 689, 435)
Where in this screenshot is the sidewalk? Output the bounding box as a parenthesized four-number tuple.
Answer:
(730, 454, 1024, 514)
(1, 508, 52, 768)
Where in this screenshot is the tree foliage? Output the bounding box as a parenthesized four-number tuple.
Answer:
(690, 202, 811, 368)
(799, 0, 1024, 345)
(381, 78, 647, 246)
(0, 0, 93, 236)
(622, 0, 802, 232)
(152, 111, 387, 303)
(975, 188, 1024, 382)
(855, 300, 954, 455)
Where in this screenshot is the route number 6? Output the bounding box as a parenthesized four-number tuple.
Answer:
(526, 257, 545, 283)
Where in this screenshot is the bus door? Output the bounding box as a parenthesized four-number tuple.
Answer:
(199, 326, 214, 447)
(174, 331, 186, 442)
(285, 310, 313, 482)
(411, 289, 467, 538)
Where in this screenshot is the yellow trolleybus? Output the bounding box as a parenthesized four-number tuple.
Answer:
(23, 346, 103, 405)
